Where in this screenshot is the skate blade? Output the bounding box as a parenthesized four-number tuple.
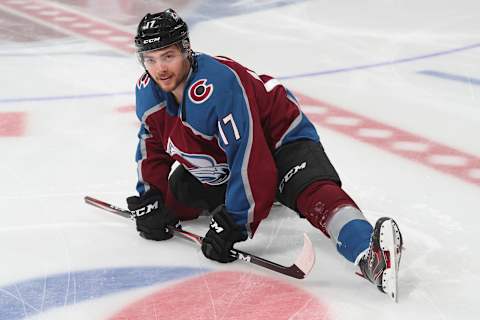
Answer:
(379, 219, 402, 302)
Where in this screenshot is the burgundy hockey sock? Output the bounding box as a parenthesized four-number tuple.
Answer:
(296, 180, 359, 237)
(296, 180, 374, 263)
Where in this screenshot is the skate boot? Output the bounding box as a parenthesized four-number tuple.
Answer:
(358, 217, 403, 302)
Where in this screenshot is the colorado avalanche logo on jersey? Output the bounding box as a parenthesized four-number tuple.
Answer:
(166, 139, 230, 185)
(188, 79, 214, 104)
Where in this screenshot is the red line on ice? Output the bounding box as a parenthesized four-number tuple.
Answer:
(0, 112, 26, 137)
(296, 93, 480, 187)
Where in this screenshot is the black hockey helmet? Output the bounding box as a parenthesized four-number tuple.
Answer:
(134, 9, 190, 53)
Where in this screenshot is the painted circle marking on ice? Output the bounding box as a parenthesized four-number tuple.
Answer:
(0, 266, 206, 320)
(108, 271, 330, 320)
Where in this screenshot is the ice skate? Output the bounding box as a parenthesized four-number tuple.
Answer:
(358, 217, 403, 302)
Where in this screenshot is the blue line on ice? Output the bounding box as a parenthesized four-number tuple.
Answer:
(418, 70, 480, 86)
(1, 43, 478, 105)
(278, 42, 480, 80)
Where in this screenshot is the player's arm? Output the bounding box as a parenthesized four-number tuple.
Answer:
(133, 119, 173, 197)
(128, 78, 178, 241)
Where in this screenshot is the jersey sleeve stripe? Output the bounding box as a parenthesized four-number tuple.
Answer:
(137, 159, 150, 193)
(225, 66, 256, 235)
(136, 102, 167, 194)
(264, 78, 282, 92)
(140, 101, 166, 123)
(275, 111, 304, 149)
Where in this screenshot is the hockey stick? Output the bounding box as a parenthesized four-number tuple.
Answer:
(84, 196, 315, 279)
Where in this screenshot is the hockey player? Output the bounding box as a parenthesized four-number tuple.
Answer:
(127, 9, 403, 300)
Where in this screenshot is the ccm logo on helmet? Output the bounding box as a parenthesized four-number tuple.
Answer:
(189, 79, 214, 104)
(143, 37, 161, 44)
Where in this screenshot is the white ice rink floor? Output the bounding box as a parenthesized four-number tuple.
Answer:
(1, 0, 479, 319)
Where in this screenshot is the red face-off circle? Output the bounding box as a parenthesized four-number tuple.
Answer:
(108, 271, 330, 320)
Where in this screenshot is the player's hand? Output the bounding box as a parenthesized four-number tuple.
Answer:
(127, 188, 179, 241)
(201, 205, 247, 263)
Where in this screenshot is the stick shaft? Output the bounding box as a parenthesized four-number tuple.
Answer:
(84, 196, 312, 279)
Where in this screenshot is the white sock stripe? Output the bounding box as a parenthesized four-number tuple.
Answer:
(326, 205, 367, 244)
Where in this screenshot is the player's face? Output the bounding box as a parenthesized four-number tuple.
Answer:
(142, 45, 190, 93)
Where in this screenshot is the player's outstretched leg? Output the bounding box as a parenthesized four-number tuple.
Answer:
(357, 217, 403, 302)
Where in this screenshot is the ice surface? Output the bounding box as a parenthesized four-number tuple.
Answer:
(1, 0, 479, 319)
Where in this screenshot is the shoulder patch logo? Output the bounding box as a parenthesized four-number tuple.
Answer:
(136, 73, 151, 90)
(188, 79, 214, 104)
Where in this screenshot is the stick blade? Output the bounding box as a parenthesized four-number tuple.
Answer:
(293, 233, 316, 278)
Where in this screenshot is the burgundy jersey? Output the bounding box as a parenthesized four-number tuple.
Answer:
(134, 53, 319, 235)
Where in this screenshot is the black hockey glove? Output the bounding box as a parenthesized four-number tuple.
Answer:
(201, 205, 247, 263)
(126, 189, 179, 241)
